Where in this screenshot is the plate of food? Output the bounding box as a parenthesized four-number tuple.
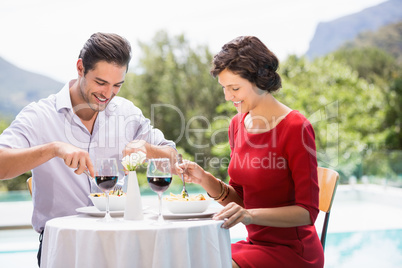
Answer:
(88, 190, 126, 211)
(163, 193, 217, 218)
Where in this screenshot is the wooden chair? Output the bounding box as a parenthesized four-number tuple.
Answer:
(27, 177, 33, 196)
(317, 167, 339, 251)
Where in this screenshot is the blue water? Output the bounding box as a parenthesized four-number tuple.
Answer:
(0, 191, 31, 202)
(231, 229, 402, 268)
(0, 185, 205, 202)
(324, 229, 402, 267)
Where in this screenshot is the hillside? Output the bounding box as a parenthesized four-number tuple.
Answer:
(343, 21, 402, 64)
(0, 57, 63, 118)
(306, 0, 402, 59)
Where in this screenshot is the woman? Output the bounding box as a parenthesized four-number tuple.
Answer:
(176, 36, 324, 267)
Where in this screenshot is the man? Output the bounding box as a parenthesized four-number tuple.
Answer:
(0, 32, 176, 265)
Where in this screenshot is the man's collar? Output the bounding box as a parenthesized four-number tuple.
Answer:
(55, 81, 74, 112)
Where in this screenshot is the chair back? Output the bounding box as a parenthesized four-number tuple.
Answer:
(317, 167, 339, 251)
(27, 177, 33, 196)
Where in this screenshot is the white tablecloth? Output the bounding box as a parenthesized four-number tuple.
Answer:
(41, 214, 231, 268)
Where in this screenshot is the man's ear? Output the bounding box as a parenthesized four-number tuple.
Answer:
(77, 58, 84, 77)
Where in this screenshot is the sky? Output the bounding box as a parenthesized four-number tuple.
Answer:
(0, 0, 387, 83)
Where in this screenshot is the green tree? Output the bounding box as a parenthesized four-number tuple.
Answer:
(120, 30, 227, 171)
(0, 117, 31, 191)
(0, 117, 9, 134)
(332, 47, 402, 150)
(278, 55, 385, 179)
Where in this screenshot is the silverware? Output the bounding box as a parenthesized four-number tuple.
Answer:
(113, 184, 123, 192)
(84, 170, 95, 182)
(83, 170, 99, 189)
(177, 154, 189, 198)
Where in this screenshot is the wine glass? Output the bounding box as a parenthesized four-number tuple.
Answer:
(147, 158, 172, 224)
(95, 158, 118, 222)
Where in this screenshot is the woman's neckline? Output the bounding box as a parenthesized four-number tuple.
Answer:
(241, 110, 295, 135)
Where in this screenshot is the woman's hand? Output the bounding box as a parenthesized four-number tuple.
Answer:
(213, 202, 252, 229)
(175, 160, 207, 185)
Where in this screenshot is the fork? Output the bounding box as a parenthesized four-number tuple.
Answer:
(177, 154, 189, 198)
(113, 184, 123, 192)
(84, 170, 95, 183)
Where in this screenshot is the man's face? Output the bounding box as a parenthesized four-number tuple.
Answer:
(78, 60, 126, 112)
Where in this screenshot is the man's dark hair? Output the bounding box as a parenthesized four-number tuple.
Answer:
(78, 32, 132, 75)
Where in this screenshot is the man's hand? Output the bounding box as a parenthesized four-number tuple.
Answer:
(123, 140, 148, 158)
(53, 141, 94, 177)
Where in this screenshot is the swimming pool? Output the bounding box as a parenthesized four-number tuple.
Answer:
(0, 229, 38, 268)
(325, 229, 402, 267)
(229, 229, 402, 267)
(0, 190, 31, 202)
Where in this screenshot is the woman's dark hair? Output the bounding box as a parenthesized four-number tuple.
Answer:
(211, 36, 281, 93)
(78, 32, 132, 75)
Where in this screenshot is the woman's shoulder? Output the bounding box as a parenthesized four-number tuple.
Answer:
(277, 110, 315, 139)
(282, 110, 311, 128)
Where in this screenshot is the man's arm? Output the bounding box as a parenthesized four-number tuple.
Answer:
(0, 141, 95, 180)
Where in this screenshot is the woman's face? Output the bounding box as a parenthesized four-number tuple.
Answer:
(218, 69, 265, 113)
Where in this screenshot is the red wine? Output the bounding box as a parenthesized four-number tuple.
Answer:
(147, 177, 172, 193)
(95, 176, 118, 191)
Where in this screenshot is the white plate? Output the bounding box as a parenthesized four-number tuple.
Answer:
(76, 206, 124, 217)
(162, 208, 219, 219)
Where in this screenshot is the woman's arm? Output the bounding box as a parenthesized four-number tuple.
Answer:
(176, 160, 243, 206)
(213, 202, 311, 229)
(177, 160, 311, 229)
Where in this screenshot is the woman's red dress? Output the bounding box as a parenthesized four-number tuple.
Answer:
(228, 111, 324, 268)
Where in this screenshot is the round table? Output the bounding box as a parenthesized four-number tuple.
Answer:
(40, 214, 231, 268)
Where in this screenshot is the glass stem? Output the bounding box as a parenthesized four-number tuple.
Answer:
(105, 191, 111, 220)
(157, 192, 163, 222)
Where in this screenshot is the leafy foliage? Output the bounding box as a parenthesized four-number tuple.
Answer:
(119, 31, 230, 168)
(279, 55, 386, 179)
(334, 36, 402, 150)
(2, 28, 402, 191)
